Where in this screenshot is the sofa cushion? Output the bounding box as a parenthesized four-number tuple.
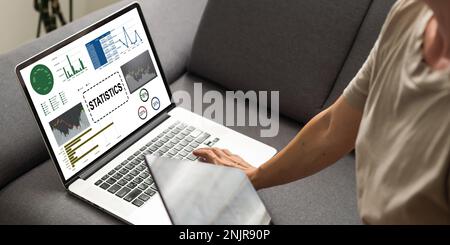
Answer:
(259, 154, 360, 224)
(188, 0, 371, 123)
(0, 0, 206, 189)
(0, 153, 360, 225)
(0, 160, 121, 225)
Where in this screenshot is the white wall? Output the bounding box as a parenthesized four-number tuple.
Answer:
(0, 0, 119, 54)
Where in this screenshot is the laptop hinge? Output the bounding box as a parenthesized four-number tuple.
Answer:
(78, 111, 172, 181)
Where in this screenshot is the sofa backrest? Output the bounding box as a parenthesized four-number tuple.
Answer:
(188, 0, 395, 123)
(323, 0, 396, 108)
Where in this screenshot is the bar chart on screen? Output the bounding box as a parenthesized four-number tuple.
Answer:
(63, 121, 115, 170)
(52, 49, 89, 82)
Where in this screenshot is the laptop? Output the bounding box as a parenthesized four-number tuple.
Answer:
(15, 2, 276, 225)
(146, 156, 272, 225)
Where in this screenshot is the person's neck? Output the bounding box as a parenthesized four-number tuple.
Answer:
(439, 31, 450, 60)
(423, 0, 450, 69)
(435, 15, 450, 60)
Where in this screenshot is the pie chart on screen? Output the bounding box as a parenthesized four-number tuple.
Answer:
(30, 64, 54, 95)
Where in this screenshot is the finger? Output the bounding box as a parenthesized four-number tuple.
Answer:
(223, 149, 234, 157)
(236, 160, 254, 168)
(212, 148, 247, 168)
(212, 148, 253, 168)
(212, 148, 254, 169)
(193, 148, 210, 156)
(223, 150, 244, 162)
(228, 154, 253, 168)
(194, 148, 239, 168)
(193, 148, 220, 164)
(201, 148, 236, 167)
(221, 149, 244, 162)
(219, 149, 245, 164)
(211, 148, 230, 159)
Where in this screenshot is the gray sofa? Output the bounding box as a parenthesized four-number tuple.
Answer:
(0, 0, 395, 224)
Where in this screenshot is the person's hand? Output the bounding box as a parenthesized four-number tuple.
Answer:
(193, 148, 256, 177)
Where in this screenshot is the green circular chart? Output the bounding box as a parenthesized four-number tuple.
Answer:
(30, 64, 54, 95)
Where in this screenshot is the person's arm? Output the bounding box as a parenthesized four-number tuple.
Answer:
(250, 96, 362, 189)
(194, 29, 378, 189)
(194, 96, 363, 190)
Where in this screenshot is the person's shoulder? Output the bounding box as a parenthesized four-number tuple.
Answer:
(390, 0, 416, 11)
(390, 0, 424, 12)
(377, 0, 428, 43)
(385, 0, 425, 24)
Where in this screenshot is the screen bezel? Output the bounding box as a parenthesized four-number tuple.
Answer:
(15, 2, 174, 187)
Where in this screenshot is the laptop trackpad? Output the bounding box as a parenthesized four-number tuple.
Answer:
(146, 156, 271, 225)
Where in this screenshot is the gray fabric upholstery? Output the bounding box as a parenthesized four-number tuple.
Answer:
(0, 0, 206, 189)
(188, 0, 371, 123)
(171, 74, 360, 224)
(138, 0, 208, 83)
(0, 55, 51, 189)
(0, 160, 121, 225)
(323, 0, 396, 107)
(259, 154, 360, 225)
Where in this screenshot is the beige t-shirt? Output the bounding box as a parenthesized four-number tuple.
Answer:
(343, 0, 450, 224)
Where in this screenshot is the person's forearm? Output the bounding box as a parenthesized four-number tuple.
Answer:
(250, 97, 362, 190)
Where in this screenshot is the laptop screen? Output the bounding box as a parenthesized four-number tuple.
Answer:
(17, 5, 171, 181)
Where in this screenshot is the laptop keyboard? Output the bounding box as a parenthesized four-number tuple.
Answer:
(94, 121, 220, 207)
